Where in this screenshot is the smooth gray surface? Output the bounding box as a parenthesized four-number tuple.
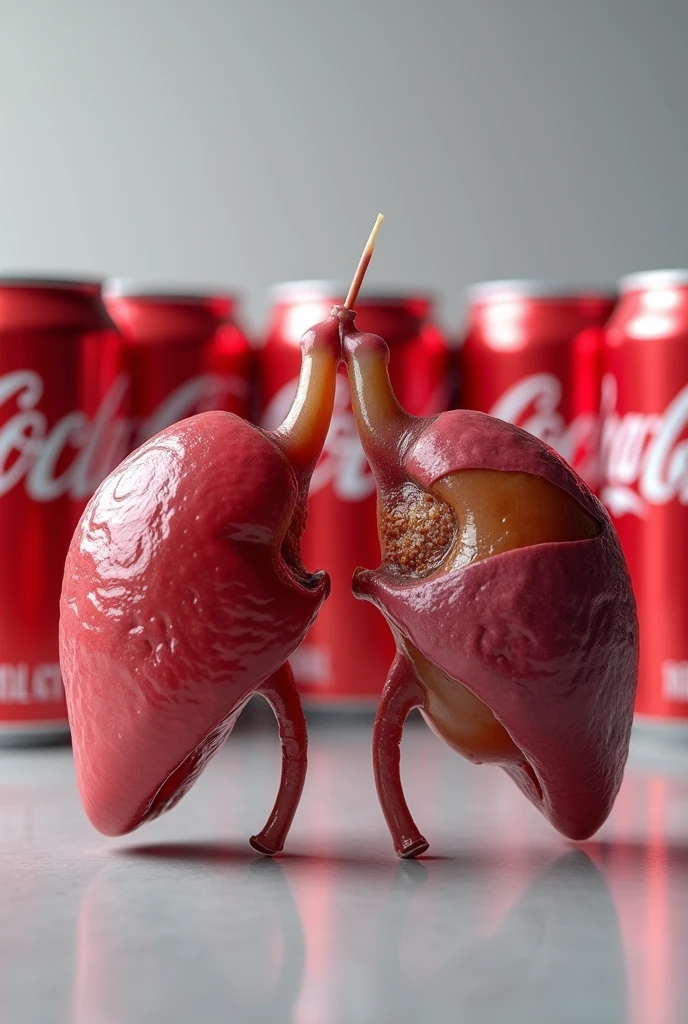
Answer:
(1, 1, 688, 328)
(0, 717, 687, 1023)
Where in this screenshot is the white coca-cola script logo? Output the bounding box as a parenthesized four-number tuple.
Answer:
(263, 376, 375, 501)
(136, 373, 248, 444)
(489, 372, 599, 486)
(310, 376, 375, 499)
(0, 370, 247, 502)
(262, 375, 449, 503)
(599, 373, 688, 518)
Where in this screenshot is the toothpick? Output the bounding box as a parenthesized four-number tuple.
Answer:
(344, 213, 384, 310)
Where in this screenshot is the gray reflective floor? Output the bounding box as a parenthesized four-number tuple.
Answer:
(0, 714, 687, 1023)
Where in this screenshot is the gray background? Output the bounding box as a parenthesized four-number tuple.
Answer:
(1, 0, 687, 331)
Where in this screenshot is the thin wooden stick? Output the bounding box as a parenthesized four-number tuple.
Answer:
(344, 213, 384, 310)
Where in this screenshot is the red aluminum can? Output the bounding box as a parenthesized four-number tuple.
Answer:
(260, 282, 449, 708)
(600, 270, 688, 732)
(104, 282, 251, 449)
(460, 281, 615, 490)
(0, 276, 124, 744)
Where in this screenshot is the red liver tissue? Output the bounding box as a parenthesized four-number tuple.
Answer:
(342, 314, 639, 856)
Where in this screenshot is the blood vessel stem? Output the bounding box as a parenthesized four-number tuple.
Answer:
(373, 655, 429, 858)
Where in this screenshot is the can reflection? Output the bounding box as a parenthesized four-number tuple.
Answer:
(591, 769, 688, 1024)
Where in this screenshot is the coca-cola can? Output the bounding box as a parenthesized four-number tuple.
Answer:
(260, 282, 449, 709)
(0, 276, 124, 745)
(600, 269, 688, 734)
(104, 282, 251, 449)
(460, 281, 615, 490)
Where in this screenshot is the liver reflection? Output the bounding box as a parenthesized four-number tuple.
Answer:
(369, 851, 627, 1023)
(71, 851, 304, 1024)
